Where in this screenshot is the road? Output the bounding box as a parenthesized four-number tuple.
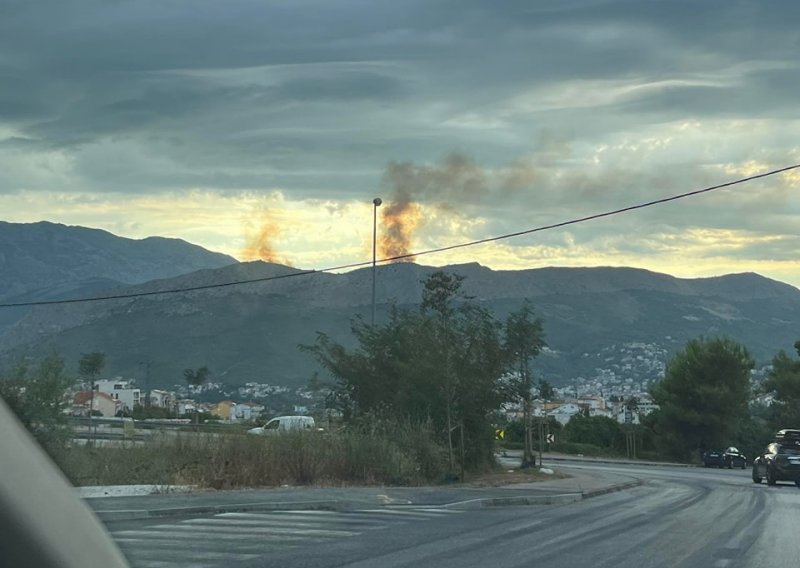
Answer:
(103, 461, 800, 568)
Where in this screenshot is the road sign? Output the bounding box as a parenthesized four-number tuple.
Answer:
(494, 429, 505, 441)
(546, 433, 555, 443)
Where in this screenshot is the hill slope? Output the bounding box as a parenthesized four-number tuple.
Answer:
(0, 221, 237, 301)
(1, 261, 797, 389)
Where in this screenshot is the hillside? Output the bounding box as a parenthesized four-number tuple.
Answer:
(0, 221, 237, 300)
(1, 261, 798, 389)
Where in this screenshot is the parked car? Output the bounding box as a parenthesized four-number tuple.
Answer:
(703, 447, 746, 469)
(752, 430, 800, 486)
(247, 415, 316, 435)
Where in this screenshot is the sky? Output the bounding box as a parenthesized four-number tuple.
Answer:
(1, 0, 799, 285)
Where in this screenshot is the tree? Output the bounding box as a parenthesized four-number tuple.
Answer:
(563, 414, 624, 451)
(0, 354, 75, 450)
(763, 340, 800, 429)
(302, 271, 510, 473)
(650, 337, 753, 460)
(78, 351, 105, 443)
(184, 366, 210, 426)
(539, 379, 555, 402)
(421, 271, 464, 471)
(503, 303, 546, 467)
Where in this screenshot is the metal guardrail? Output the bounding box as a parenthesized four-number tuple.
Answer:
(68, 416, 251, 433)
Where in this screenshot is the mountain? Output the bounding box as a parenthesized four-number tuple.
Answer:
(0, 221, 237, 301)
(0, 221, 238, 333)
(1, 260, 798, 390)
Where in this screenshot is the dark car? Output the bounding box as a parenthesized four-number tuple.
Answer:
(703, 446, 747, 469)
(752, 430, 800, 486)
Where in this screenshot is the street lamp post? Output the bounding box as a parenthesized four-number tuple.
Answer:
(371, 197, 382, 326)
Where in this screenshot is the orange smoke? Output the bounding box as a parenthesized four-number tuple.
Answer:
(241, 220, 292, 266)
(379, 201, 421, 261)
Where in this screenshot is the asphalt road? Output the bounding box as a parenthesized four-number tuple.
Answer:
(103, 461, 800, 568)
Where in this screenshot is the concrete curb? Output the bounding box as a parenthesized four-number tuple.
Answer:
(443, 493, 582, 510)
(94, 480, 646, 521)
(581, 479, 644, 499)
(540, 456, 696, 468)
(94, 499, 353, 522)
(442, 479, 644, 510)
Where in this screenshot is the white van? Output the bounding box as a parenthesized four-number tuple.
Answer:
(247, 415, 316, 435)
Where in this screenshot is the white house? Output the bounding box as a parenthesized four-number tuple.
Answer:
(548, 403, 582, 425)
(72, 391, 119, 417)
(148, 389, 173, 409)
(95, 378, 140, 411)
(175, 399, 197, 415)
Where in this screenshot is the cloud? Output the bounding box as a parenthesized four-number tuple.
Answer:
(1, 0, 800, 286)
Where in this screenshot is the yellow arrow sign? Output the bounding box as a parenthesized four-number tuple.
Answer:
(495, 429, 505, 440)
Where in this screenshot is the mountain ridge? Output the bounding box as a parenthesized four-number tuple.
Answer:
(1, 259, 797, 389)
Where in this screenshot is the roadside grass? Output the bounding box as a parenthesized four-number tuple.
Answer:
(52, 421, 451, 488)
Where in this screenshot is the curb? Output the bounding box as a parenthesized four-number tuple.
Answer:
(581, 479, 644, 499)
(442, 479, 644, 510)
(94, 499, 353, 522)
(443, 492, 582, 510)
(94, 481, 646, 521)
(540, 456, 696, 469)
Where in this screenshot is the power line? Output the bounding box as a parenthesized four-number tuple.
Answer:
(1, 162, 797, 309)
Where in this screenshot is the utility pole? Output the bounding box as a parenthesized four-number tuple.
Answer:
(145, 361, 151, 409)
(371, 197, 382, 326)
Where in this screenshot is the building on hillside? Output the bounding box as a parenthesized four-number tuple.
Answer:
(174, 399, 197, 415)
(615, 407, 641, 425)
(636, 398, 659, 416)
(575, 396, 606, 410)
(72, 391, 119, 417)
(548, 403, 582, 425)
(233, 402, 265, 422)
(148, 389, 173, 409)
(95, 378, 141, 411)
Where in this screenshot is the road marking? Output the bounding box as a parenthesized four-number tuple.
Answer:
(349, 508, 458, 519)
(121, 523, 360, 537)
(112, 529, 312, 541)
(111, 507, 463, 568)
(217, 511, 390, 526)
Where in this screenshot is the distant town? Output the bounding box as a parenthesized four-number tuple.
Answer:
(70, 341, 775, 428)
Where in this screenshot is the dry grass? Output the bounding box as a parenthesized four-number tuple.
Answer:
(52, 422, 450, 488)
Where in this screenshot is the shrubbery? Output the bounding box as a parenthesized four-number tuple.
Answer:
(52, 419, 449, 488)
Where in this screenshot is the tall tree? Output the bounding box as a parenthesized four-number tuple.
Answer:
(763, 340, 800, 429)
(0, 354, 75, 450)
(302, 271, 509, 472)
(79, 351, 105, 442)
(421, 271, 464, 471)
(184, 366, 210, 426)
(539, 379, 555, 402)
(503, 303, 546, 467)
(650, 337, 753, 460)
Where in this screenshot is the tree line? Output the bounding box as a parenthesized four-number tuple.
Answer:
(2, 269, 799, 473)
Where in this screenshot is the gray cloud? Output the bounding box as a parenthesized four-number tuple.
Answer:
(1, 0, 799, 273)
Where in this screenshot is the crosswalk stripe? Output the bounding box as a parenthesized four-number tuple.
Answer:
(116, 549, 260, 562)
(348, 508, 455, 519)
(113, 537, 272, 551)
(125, 561, 216, 568)
(117, 524, 360, 537)
(110, 506, 464, 568)
(112, 529, 325, 541)
(181, 517, 386, 531)
(216, 512, 390, 527)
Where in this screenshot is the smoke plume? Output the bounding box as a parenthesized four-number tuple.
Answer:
(377, 150, 553, 260)
(241, 217, 293, 266)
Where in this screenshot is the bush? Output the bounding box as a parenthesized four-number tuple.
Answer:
(52, 419, 450, 488)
